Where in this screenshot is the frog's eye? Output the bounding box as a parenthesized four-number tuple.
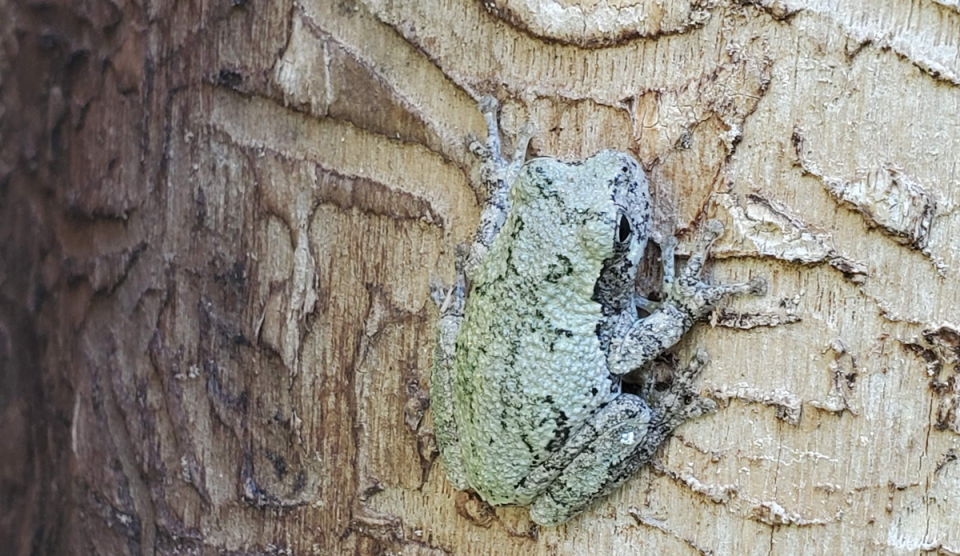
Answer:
(617, 214, 632, 242)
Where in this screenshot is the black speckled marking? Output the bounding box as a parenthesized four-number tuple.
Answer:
(545, 428, 570, 453)
(545, 254, 574, 282)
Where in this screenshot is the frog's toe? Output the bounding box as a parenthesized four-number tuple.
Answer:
(681, 397, 717, 421)
(429, 279, 449, 308)
(478, 95, 499, 114)
(689, 219, 724, 255)
(466, 133, 488, 157)
(703, 219, 724, 237)
(748, 276, 767, 296)
(701, 276, 767, 306)
(686, 348, 710, 374)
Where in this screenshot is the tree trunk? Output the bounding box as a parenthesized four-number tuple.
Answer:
(3, 0, 959, 554)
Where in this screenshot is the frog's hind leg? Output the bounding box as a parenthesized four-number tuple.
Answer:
(465, 96, 533, 275)
(429, 246, 470, 489)
(520, 394, 653, 525)
(528, 354, 715, 526)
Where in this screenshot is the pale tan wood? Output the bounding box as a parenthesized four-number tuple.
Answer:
(3, 0, 959, 555)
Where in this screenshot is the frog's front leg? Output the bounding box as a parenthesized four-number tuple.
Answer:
(528, 352, 715, 525)
(609, 220, 766, 375)
(429, 246, 470, 489)
(465, 96, 532, 275)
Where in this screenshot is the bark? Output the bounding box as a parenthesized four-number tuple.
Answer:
(2, 0, 959, 555)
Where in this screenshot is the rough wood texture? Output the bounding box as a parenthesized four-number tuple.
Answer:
(2, 0, 959, 555)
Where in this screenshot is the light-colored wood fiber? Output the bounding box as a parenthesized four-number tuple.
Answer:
(2, 0, 959, 554)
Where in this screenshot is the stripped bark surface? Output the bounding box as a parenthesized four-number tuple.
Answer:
(2, 0, 959, 555)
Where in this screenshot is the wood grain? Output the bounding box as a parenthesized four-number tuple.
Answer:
(2, 0, 959, 554)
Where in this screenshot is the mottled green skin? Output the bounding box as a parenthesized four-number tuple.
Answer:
(454, 153, 647, 506)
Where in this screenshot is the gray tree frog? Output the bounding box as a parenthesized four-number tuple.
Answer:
(430, 97, 766, 526)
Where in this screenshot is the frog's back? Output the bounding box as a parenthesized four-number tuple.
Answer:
(454, 153, 629, 505)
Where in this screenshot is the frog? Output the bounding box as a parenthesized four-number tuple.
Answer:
(429, 97, 766, 526)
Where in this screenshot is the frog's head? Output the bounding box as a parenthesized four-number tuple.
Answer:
(508, 151, 651, 310)
(590, 151, 651, 312)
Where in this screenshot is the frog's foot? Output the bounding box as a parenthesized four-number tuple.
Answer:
(506, 121, 535, 184)
(653, 348, 717, 431)
(465, 97, 533, 276)
(431, 244, 468, 315)
(466, 97, 507, 191)
(670, 220, 766, 320)
(466, 96, 533, 187)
